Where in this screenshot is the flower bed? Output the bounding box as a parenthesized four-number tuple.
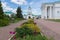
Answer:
(11, 19, 48, 40)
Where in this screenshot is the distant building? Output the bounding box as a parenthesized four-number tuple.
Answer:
(26, 6, 33, 19)
(23, 6, 34, 19)
(23, 6, 41, 19)
(4, 12, 12, 17)
(4, 12, 16, 17)
(41, 1, 60, 19)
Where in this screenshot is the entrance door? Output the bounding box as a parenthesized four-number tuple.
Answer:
(29, 16, 31, 19)
(47, 6, 50, 19)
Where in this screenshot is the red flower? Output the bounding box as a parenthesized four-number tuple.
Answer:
(10, 31, 12, 34)
(9, 31, 16, 34)
(13, 32, 15, 34)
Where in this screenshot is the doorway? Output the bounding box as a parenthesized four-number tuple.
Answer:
(29, 16, 31, 19)
(47, 6, 50, 19)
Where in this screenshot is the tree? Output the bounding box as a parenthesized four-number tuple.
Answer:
(16, 6, 23, 18)
(0, 1, 4, 19)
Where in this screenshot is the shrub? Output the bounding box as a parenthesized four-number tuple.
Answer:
(15, 26, 33, 38)
(22, 19, 34, 25)
(0, 18, 10, 27)
(27, 19, 34, 24)
(22, 24, 40, 33)
(14, 34, 48, 40)
(11, 19, 48, 40)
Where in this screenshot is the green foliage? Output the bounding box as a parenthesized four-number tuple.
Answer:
(0, 1, 4, 19)
(22, 19, 40, 33)
(12, 18, 23, 23)
(11, 19, 48, 40)
(0, 18, 10, 27)
(48, 19, 60, 22)
(15, 19, 40, 38)
(28, 19, 34, 23)
(22, 24, 40, 33)
(16, 6, 23, 18)
(15, 26, 33, 38)
(0, 1, 10, 27)
(12, 34, 48, 40)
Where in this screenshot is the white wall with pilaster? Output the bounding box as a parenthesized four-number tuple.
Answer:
(54, 3, 60, 19)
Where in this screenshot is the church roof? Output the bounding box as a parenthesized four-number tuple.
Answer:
(4, 12, 13, 15)
(42, 1, 60, 5)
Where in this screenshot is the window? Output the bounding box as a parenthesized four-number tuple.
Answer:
(57, 11, 60, 13)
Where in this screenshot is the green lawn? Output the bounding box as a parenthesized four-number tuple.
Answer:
(11, 18, 24, 23)
(47, 19, 60, 22)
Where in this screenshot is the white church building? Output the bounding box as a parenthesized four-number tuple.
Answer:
(41, 1, 60, 19)
(24, 6, 34, 19)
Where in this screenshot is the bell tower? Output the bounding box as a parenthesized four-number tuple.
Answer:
(27, 6, 32, 19)
(28, 6, 32, 15)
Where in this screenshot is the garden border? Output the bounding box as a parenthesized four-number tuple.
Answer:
(8, 34, 16, 40)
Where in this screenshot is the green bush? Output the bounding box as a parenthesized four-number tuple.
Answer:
(22, 19, 34, 24)
(13, 34, 48, 40)
(15, 26, 33, 38)
(12, 18, 24, 23)
(22, 23, 40, 33)
(28, 19, 34, 23)
(0, 18, 10, 27)
(11, 19, 48, 40)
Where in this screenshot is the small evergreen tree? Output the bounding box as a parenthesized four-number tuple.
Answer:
(0, 1, 4, 19)
(16, 6, 23, 18)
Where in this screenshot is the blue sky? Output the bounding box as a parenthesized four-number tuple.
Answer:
(1, 0, 60, 15)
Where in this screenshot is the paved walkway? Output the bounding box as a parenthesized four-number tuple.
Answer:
(0, 20, 26, 40)
(34, 19, 60, 40)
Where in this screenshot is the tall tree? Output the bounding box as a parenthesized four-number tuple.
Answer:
(16, 6, 23, 18)
(0, 1, 4, 19)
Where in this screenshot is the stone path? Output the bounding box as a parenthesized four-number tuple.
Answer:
(0, 20, 26, 40)
(34, 19, 60, 40)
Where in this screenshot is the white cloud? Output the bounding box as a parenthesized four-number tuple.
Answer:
(30, 2, 34, 5)
(23, 9, 28, 13)
(12, 9, 17, 14)
(32, 9, 41, 15)
(11, 0, 27, 5)
(2, 2, 13, 11)
(2, 2, 16, 13)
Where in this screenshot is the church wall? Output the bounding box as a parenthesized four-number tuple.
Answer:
(54, 8, 60, 19)
(41, 3, 60, 19)
(41, 5, 45, 19)
(54, 3, 60, 19)
(54, 3, 60, 7)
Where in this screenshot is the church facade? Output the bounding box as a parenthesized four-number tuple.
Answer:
(41, 2, 60, 19)
(24, 6, 34, 19)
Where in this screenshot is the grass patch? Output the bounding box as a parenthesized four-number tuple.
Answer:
(11, 18, 24, 23)
(0, 18, 10, 27)
(47, 19, 60, 22)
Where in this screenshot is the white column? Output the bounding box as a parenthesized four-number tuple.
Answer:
(49, 6, 52, 19)
(44, 6, 47, 19)
(41, 6, 44, 19)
